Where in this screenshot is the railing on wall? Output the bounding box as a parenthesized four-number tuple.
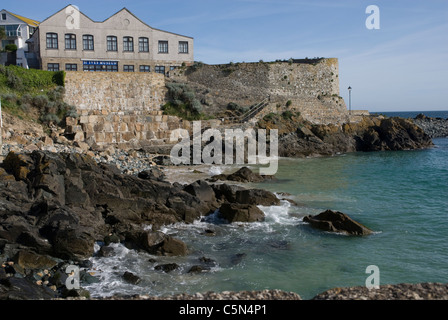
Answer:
(223, 97, 270, 124)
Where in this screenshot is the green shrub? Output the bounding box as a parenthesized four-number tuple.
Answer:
(41, 113, 60, 125)
(282, 110, 294, 120)
(1, 93, 18, 102)
(32, 95, 50, 109)
(5, 44, 17, 52)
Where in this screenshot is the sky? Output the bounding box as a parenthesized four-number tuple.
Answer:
(5, 0, 448, 112)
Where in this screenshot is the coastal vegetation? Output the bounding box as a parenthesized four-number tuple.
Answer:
(162, 82, 212, 120)
(0, 65, 76, 127)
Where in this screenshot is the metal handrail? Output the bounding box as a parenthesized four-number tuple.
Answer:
(222, 97, 270, 123)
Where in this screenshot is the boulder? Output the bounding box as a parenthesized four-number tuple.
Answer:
(13, 250, 58, 270)
(154, 263, 179, 273)
(235, 189, 280, 206)
(303, 210, 373, 236)
(122, 271, 141, 285)
(157, 236, 188, 256)
(218, 203, 265, 223)
(138, 167, 166, 181)
(210, 166, 275, 183)
(211, 183, 245, 203)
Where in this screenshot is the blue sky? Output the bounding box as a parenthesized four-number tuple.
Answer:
(6, 0, 448, 112)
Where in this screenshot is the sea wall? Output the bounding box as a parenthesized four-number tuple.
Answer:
(63, 71, 188, 149)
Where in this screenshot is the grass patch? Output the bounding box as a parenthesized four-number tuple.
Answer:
(0, 65, 75, 125)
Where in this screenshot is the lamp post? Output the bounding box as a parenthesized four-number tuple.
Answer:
(348, 86, 352, 115)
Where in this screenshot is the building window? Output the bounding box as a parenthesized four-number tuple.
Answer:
(83, 35, 94, 51)
(107, 36, 117, 51)
(158, 41, 168, 53)
(47, 63, 60, 71)
(65, 64, 77, 71)
(123, 37, 134, 52)
(140, 65, 150, 72)
(2, 24, 21, 37)
(179, 41, 188, 54)
(123, 65, 134, 72)
(106, 65, 118, 72)
(1, 13, 6, 20)
(65, 34, 76, 50)
(46, 33, 58, 49)
(139, 37, 149, 52)
(155, 66, 165, 75)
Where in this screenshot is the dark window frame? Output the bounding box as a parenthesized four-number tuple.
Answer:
(65, 33, 77, 50)
(123, 65, 135, 72)
(83, 34, 94, 51)
(139, 65, 150, 72)
(139, 37, 149, 52)
(155, 65, 165, 75)
(179, 41, 189, 54)
(123, 36, 134, 52)
(47, 63, 60, 71)
(107, 35, 118, 51)
(65, 64, 78, 71)
(46, 33, 58, 49)
(158, 40, 168, 54)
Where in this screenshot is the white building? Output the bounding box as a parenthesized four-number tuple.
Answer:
(0, 9, 40, 68)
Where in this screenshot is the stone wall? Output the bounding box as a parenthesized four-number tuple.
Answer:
(170, 59, 355, 125)
(64, 71, 188, 149)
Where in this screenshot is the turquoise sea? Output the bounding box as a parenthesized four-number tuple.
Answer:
(85, 111, 448, 300)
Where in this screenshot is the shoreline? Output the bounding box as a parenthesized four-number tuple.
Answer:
(1, 113, 447, 300)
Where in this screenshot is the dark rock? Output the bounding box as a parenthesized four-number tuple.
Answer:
(157, 236, 188, 256)
(13, 250, 58, 270)
(235, 188, 280, 206)
(210, 166, 275, 183)
(104, 234, 121, 246)
(98, 246, 115, 257)
(218, 203, 265, 223)
(211, 183, 246, 203)
(199, 256, 217, 266)
(188, 265, 208, 273)
(138, 167, 166, 181)
(123, 271, 141, 285)
(0, 276, 57, 300)
(152, 155, 172, 166)
(154, 263, 179, 273)
(303, 210, 373, 236)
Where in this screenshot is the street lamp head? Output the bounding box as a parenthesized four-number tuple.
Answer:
(348, 86, 352, 91)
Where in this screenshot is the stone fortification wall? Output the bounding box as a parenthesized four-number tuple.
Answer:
(170, 59, 352, 125)
(64, 71, 188, 149)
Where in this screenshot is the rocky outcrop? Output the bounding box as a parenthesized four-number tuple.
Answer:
(0, 151, 283, 298)
(312, 283, 448, 300)
(303, 210, 373, 235)
(257, 114, 433, 158)
(209, 166, 276, 183)
(218, 203, 265, 223)
(412, 114, 448, 138)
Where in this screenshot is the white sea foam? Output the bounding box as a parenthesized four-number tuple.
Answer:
(208, 165, 223, 176)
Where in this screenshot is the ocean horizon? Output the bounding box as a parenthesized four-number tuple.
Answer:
(371, 110, 448, 119)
